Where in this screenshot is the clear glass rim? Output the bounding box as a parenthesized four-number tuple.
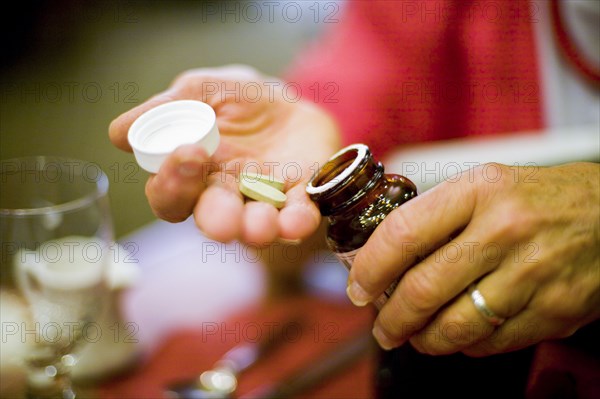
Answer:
(0, 156, 109, 217)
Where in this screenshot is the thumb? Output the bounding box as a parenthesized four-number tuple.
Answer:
(108, 90, 178, 152)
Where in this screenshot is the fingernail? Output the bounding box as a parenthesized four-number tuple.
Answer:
(346, 281, 370, 307)
(372, 326, 396, 351)
(178, 161, 201, 177)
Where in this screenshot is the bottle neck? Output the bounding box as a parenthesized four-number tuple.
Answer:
(307, 144, 385, 216)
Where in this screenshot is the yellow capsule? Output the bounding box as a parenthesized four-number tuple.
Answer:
(240, 172, 285, 191)
(239, 178, 287, 208)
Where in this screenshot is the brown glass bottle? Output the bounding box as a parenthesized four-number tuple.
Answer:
(306, 144, 417, 309)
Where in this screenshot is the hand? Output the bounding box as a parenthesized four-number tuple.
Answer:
(109, 65, 340, 243)
(347, 162, 600, 356)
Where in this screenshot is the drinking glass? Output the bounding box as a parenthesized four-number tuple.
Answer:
(1, 156, 113, 398)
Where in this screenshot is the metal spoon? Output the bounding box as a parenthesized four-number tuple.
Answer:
(165, 326, 374, 399)
(164, 318, 301, 399)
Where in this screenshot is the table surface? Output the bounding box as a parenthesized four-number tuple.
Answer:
(95, 218, 377, 399)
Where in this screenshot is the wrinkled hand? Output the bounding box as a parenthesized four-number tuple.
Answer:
(347, 162, 600, 356)
(109, 65, 340, 243)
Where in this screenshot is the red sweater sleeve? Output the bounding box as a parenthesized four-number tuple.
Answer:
(285, 0, 544, 158)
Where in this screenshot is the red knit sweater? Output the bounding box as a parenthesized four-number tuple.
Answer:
(286, 0, 544, 158)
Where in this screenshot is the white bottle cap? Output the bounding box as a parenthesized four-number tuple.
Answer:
(128, 100, 220, 173)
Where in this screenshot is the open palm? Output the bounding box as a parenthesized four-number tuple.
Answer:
(109, 65, 340, 243)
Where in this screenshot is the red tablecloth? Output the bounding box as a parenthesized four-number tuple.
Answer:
(99, 296, 376, 399)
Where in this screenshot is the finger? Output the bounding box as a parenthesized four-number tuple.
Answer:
(109, 90, 178, 151)
(242, 201, 279, 244)
(461, 309, 556, 357)
(406, 243, 539, 354)
(145, 144, 212, 222)
(371, 210, 532, 349)
(194, 172, 244, 242)
(408, 266, 537, 355)
(348, 179, 476, 305)
(278, 183, 321, 240)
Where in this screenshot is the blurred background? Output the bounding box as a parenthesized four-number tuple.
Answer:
(1, 0, 336, 237)
(2, 2, 598, 397)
